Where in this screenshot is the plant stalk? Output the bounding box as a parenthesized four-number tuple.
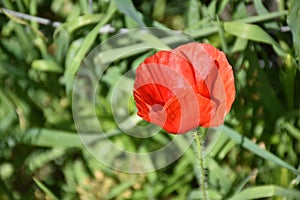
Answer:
(194, 127, 209, 200)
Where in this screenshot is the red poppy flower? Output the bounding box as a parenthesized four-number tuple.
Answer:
(133, 42, 235, 134)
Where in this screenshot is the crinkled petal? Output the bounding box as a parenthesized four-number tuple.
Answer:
(134, 51, 198, 97)
(200, 43, 236, 114)
(148, 87, 200, 134)
(172, 42, 235, 126)
(133, 42, 235, 133)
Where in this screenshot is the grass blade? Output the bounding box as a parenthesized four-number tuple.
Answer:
(32, 59, 63, 73)
(224, 21, 286, 56)
(287, 0, 300, 58)
(114, 0, 146, 28)
(222, 126, 300, 175)
(63, 1, 116, 95)
(187, 0, 200, 27)
(33, 178, 59, 200)
(228, 185, 300, 200)
(20, 128, 82, 148)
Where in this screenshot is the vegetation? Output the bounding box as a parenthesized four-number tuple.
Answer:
(0, 0, 299, 199)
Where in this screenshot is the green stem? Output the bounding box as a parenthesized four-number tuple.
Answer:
(194, 127, 209, 200)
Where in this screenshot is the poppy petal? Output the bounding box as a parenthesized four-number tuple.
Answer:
(172, 42, 235, 126)
(149, 86, 200, 134)
(133, 42, 235, 133)
(134, 51, 198, 91)
(200, 43, 236, 114)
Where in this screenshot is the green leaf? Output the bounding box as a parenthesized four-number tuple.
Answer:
(152, 0, 166, 20)
(224, 21, 286, 56)
(228, 185, 300, 200)
(218, 0, 231, 14)
(253, 0, 279, 30)
(231, 37, 248, 53)
(32, 59, 63, 73)
(57, 14, 103, 34)
(222, 126, 300, 175)
(233, 2, 248, 19)
(0, 8, 46, 41)
(217, 140, 236, 160)
(53, 28, 70, 64)
(188, 189, 223, 200)
(25, 148, 66, 173)
(92, 30, 180, 65)
(253, 0, 269, 14)
(187, 0, 200, 27)
(283, 122, 300, 141)
(205, 157, 233, 194)
(114, 0, 146, 28)
(33, 178, 59, 200)
(216, 16, 228, 53)
(134, 30, 171, 50)
(72, 160, 89, 186)
(20, 128, 122, 148)
(280, 54, 297, 109)
(105, 181, 135, 200)
(186, 11, 288, 39)
(224, 22, 274, 43)
(20, 128, 83, 148)
(287, 0, 300, 58)
(207, 0, 217, 19)
(205, 129, 230, 158)
(63, 1, 116, 95)
(236, 10, 288, 23)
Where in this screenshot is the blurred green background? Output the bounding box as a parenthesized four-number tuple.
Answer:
(0, 0, 300, 199)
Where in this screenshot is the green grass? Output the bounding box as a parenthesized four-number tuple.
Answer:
(0, 0, 300, 199)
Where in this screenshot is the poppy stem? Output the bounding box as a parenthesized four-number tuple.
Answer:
(194, 127, 209, 200)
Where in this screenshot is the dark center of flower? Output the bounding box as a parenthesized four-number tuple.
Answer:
(151, 103, 164, 112)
